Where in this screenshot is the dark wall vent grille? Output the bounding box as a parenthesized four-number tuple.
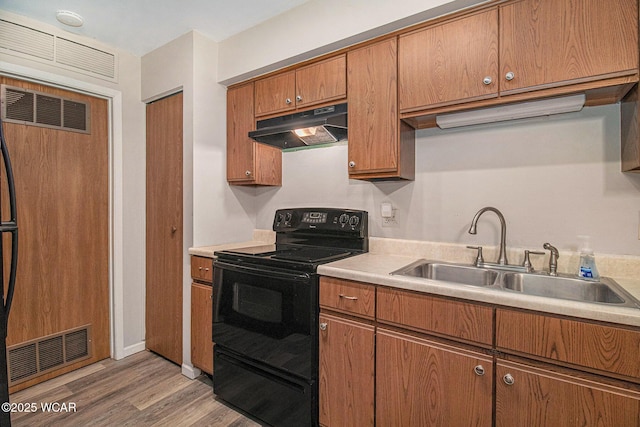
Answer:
(1, 85, 90, 134)
(7, 325, 92, 386)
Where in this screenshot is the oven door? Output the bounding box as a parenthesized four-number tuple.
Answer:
(212, 260, 317, 379)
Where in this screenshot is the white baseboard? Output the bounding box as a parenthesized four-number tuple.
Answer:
(182, 363, 202, 380)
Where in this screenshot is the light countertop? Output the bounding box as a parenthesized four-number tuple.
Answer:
(318, 252, 640, 328)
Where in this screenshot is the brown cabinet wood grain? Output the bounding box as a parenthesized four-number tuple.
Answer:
(496, 309, 640, 382)
(399, 8, 499, 112)
(622, 83, 640, 173)
(226, 82, 282, 186)
(319, 277, 375, 320)
(254, 55, 346, 118)
(500, 0, 638, 95)
(347, 38, 415, 180)
(377, 328, 493, 427)
(191, 282, 213, 375)
(319, 312, 375, 427)
(377, 286, 493, 346)
(496, 359, 640, 427)
(190, 255, 213, 283)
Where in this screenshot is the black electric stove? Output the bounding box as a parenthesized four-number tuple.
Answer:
(212, 208, 368, 427)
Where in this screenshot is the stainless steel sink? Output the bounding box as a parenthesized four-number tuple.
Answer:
(501, 272, 639, 307)
(391, 259, 640, 308)
(391, 260, 499, 287)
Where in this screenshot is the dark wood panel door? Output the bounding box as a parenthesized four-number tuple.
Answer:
(1, 77, 110, 392)
(191, 282, 213, 375)
(146, 92, 183, 365)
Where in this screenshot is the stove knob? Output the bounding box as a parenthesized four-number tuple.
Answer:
(349, 216, 360, 227)
(276, 213, 284, 223)
(285, 212, 292, 223)
(339, 213, 349, 225)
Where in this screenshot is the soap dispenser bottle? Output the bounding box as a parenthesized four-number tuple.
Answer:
(577, 235, 599, 280)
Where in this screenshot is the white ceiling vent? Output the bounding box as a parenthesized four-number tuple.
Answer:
(56, 37, 115, 79)
(0, 17, 117, 81)
(0, 19, 54, 61)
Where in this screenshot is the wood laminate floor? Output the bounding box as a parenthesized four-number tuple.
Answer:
(8, 351, 263, 426)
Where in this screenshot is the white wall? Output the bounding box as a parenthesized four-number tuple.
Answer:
(255, 105, 640, 256)
(217, 0, 487, 84)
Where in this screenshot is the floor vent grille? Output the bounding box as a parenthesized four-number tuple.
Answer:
(1, 84, 90, 134)
(0, 18, 116, 80)
(8, 325, 92, 386)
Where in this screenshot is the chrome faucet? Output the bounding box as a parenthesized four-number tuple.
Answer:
(468, 207, 508, 265)
(543, 243, 559, 276)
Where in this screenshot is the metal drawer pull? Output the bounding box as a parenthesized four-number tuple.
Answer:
(338, 294, 358, 300)
(474, 365, 485, 376)
(319, 323, 327, 331)
(198, 267, 210, 272)
(503, 373, 515, 385)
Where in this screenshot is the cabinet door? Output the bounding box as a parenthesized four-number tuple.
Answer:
(227, 83, 282, 186)
(376, 328, 493, 426)
(399, 8, 499, 112)
(500, 0, 638, 94)
(347, 38, 415, 180)
(496, 360, 640, 427)
(254, 70, 296, 117)
(295, 55, 346, 109)
(319, 313, 374, 427)
(227, 83, 256, 182)
(191, 283, 213, 375)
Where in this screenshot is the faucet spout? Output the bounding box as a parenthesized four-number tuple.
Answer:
(468, 207, 508, 265)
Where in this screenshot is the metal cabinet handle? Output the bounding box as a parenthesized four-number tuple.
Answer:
(503, 373, 515, 385)
(285, 98, 292, 104)
(171, 226, 177, 233)
(474, 365, 485, 376)
(505, 71, 515, 81)
(482, 76, 492, 85)
(348, 161, 356, 168)
(319, 322, 327, 331)
(339, 294, 358, 301)
(296, 95, 302, 102)
(245, 170, 252, 176)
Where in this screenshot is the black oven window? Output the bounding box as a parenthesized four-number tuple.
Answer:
(232, 282, 282, 323)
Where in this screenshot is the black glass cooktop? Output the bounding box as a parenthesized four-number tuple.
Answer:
(219, 244, 352, 264)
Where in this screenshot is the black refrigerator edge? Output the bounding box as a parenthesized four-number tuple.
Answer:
(0, 117, 19, 427)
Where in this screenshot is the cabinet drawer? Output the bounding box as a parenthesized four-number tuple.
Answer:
(377, 287, 493, 346)
(319, 277, 375, 319)
(496, 309, 640, 382)
(190, 256, 213, 283)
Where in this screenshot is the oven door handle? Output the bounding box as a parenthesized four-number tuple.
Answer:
(213, 260, 312, 282)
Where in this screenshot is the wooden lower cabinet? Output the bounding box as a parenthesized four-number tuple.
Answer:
(191, 282, 213, 374)
(376, 328, 493, 427)
(319, 312, 375, 427)
(496, 359, 640, 427)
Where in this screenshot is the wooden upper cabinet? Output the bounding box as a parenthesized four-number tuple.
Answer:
(500, 0, 639, 94)
(347, 38, 415, 180)
(295, 55, 346, 109)
(227, 83, 282, 186)
(399, 8, 499, 112)
(254, 55, 346, 117)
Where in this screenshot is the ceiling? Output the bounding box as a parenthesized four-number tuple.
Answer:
(0, 0, 311, 57)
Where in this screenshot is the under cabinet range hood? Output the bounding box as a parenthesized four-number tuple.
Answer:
(249, 103, 347, 149)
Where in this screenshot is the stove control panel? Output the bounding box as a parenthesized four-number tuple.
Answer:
(273, 208, 367, 235)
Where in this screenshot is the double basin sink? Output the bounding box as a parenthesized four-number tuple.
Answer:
(391, 260, 640, 309)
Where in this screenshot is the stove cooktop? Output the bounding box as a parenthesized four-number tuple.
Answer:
(220, 244, 353, 264)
